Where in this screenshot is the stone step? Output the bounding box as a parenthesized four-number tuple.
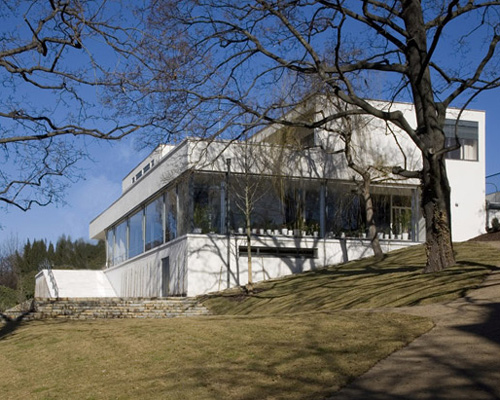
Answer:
(3, 298, 210, 321)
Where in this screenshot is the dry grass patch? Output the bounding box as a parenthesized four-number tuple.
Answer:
(0, 312, 431, 400)
(1, 242, 495, 399)
(203, 242, 500, 315)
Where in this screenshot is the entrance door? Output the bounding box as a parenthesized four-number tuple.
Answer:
(161, 257, 170, 297)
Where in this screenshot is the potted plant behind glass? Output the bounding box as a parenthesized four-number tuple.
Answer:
(400, 209, 412, 240)
(193, 204, 210, 234)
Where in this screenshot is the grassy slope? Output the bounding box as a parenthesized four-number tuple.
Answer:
(203, 242, 500, 315)
(0, 242, 498, 400)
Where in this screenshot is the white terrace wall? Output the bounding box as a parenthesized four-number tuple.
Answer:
(104, 236, 188, 298)
(185, 234, 418, 296)
(35, 271, 52, 298)
(98, 233, 417, 298)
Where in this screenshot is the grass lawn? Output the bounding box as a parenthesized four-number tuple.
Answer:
(203, 242, 500, 315)
(0, 241, 498, 399)
(0, 312, 431, 400)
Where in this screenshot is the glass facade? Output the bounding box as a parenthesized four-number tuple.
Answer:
(129, 210, 144, 258)
(106, 229, 114, 267)
(114, 221, 127, 265)
(193, 175, 222, 234)
(145, 196, 163, 251)
(325, 184, 364, 236)
(105, 172, 418, 267)
(106, 188, 177, 267)
(165, 189, 177, 241)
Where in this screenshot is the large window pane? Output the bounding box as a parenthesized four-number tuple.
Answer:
(129, 210, 144, 258)
(146, 197, 164, 250)
(106, 229, 114, 267)
(325, 184, 363, 236)
(114, 221, 127, 265)
(193, 175, 222, 233)
(305, 186, 320, 233)
(165, 189, 177, 241)
(372, 194, 391, 234)
(444, 119, 478, 161)
(177, 179, 190, 237)
(230, 176, 281, 232)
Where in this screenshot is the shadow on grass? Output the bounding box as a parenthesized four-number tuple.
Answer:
(63, 313, 430, 400)
(203, 243, 500, 316)
(0, 317, 25, 340)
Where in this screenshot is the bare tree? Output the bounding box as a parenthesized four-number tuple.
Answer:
(322, 97, 417, 259)
(114, 1, 500, 272)
(0, 1, 151, 212)
(230, 140, 271, 292)
(334, 113, 387, 259)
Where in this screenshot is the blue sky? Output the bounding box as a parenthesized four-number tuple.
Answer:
(1, 86, 498, 247)
(0, 2, 499, 247)
(0, 136, 150, 245)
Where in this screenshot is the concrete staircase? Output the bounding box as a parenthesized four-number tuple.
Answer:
(2, 297, 210, 321)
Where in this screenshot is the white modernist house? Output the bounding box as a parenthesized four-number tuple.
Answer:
(35, 100, 486, 298)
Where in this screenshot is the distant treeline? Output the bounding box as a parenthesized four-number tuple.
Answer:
(0, 235, 105, 311)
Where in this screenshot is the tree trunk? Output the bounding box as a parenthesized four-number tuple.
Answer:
(362, 178, 384, 260)
(421, 155, 455, 273)
(402, 0, 455, 272)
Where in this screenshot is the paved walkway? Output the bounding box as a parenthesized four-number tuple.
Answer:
(331, 256, 500, 399)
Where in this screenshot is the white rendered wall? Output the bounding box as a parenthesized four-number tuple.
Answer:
(35, 271, 52, 298)
(185, 234, 419, 296)
(104, 237, 188, 297)
(445, 109, 486, 241)
(97, 233, 418, 298)
(122, 144, 175, 192)
(35, 270, 117, 298)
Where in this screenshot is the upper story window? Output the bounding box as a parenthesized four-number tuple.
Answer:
(444, 119, 478, 161)
(131, 160, 155, 184)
